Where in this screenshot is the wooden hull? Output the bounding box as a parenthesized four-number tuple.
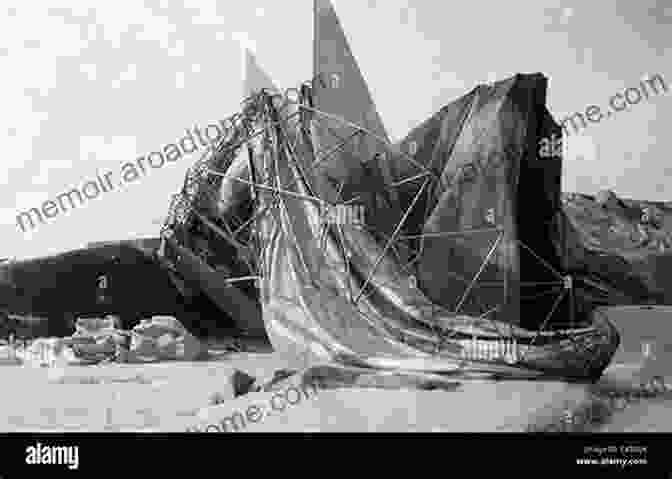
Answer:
(440, 310, 621, 380)
(264, 300, 620, 381)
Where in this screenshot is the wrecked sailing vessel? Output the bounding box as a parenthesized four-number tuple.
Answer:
(159, 0, 619, 380)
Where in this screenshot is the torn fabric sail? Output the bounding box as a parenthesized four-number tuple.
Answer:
(396, 75, 568, 332)
(258, 70, 619, 379)
(256, 3, 616, 379)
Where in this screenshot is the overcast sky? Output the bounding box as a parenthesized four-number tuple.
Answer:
(0, 0, 670, 259)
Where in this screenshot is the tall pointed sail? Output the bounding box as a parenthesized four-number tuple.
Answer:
(243, 47, 279, 98)
(312, 0, 386, 136)
(311, 0, 399, 233)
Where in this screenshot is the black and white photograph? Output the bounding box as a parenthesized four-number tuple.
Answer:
(0, 0, 670, 473)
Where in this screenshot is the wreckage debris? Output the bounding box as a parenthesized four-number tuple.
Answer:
(230, 369, 258, 398)
(6, 316, 208, 366)
(152, 1, 622, 381)
(218, 365, 463, 405)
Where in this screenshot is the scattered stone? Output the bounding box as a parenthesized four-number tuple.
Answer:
(297, 364, 462, 392)
(208, 391, 230, 406)
(595, 189, 620, 209)
(230, 369, 259, 397)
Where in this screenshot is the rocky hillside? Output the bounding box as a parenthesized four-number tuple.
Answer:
(562, 190, 672, 304)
